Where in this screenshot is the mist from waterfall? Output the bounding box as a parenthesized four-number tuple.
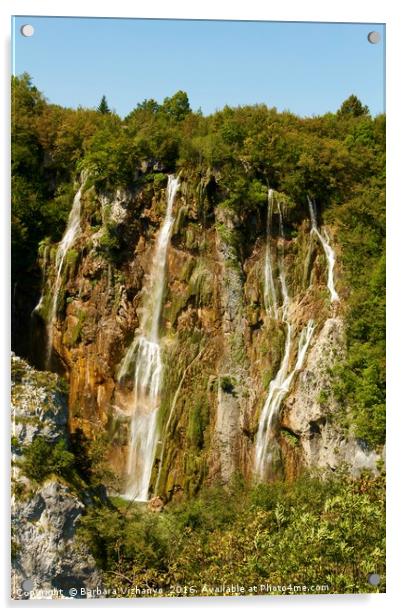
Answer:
(307, 196, 339, 303)
(119, 175, 180, 501)
(46, 185, 82, 367)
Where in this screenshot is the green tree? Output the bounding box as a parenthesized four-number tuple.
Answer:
(136, 98, 160, 113)
(162, 90, 191, 121)
(97, 95, 111, 114)
(337, 94, 369, 117)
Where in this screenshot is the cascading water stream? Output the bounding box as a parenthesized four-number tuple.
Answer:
(307, 196, 339, 303)
(255, 193, 315, 480)
(46, 185, 83, 367)
(254, 319, 315, 479)
(118, 175, 180, 501)
(263, 189, 279, 319)
(32, 244, 49, 317)
(277, 201, 289, 319)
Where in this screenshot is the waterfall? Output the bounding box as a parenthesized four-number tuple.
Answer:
(307, 196, 339, 303)
(119, 174, 180, 501)
(32, 243, 49, 317)
(46, 185, 83, 367)
(254, 319, 315, 479)
(263, 189, 278, 318)
(255, 192, 315, 480)
(277, 201, 289, 319)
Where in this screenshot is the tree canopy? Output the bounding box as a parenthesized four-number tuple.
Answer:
(337, 94, 369, 117)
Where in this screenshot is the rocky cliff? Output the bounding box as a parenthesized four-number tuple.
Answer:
(29, 170, 379, 500)
(11, 356, 101, 599)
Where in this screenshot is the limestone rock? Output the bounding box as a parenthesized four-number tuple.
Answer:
(282, 317, 379, 475)
(11, 356, 67, 452)
(12, 480, 101, 600)
(11, 357, 101, 600)
(148, 496, 165, 512)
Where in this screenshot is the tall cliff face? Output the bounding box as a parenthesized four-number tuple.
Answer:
(31, 171, 378, 500)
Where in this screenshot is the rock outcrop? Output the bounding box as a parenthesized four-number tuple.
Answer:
(281, 317, 379, 476)
(11, 356, 101, 600)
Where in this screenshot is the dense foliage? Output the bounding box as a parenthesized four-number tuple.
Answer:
(331, 185, 386, 447)
(18, 436, 75, 483)
(78, 471, 385, 595)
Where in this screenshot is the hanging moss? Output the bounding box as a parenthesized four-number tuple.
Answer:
(185, 224, 199, 250)
(178, 257, 196, 283)
(66, 248, 80, 276)
(63, 309, 86, 347)
(188, 261, 214, 306)
(172, 205, 189, 236)
(187, 398, 210, 449)
(165, 291, 191, 326)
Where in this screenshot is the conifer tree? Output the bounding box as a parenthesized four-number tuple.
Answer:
(337, 94, 369, 117)
(97, 95, 111, 114)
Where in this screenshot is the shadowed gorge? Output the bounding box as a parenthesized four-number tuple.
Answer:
(11, 75, 385, 597)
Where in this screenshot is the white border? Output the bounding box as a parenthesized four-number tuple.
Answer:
(1, 1, 400, 614)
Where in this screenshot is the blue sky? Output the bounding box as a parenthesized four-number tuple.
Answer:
(12, 17, 385, 117)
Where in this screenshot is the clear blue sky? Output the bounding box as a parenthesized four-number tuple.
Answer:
(12, 16, 385, 117)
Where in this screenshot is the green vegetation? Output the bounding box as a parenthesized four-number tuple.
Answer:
(220, 375, 237, 393)
(63, 308, 86, 347)
(18, 436, 75, 483)
(329, 184, 385, 447)
(280, 428, 300, 447)
(16, 429, 117, 496)
(78, 470, 385, 595)
(70, 429, 118, 491)
(337, 94, 369, 118)
(96, 221, 122, 262)
(187, 399, 209, 449)
(97, 95, 111, 115)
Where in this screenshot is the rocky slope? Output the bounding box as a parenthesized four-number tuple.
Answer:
(11, 356, 101, 599)
(29, 170, 380, 500)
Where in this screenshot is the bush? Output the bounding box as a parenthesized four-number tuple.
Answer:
(97, 222, 123, 263)
(70, 429, 118, 490)
(19, 436, 75, 483)
(78, 470, 385, 595)
(220, 375, 236, 393)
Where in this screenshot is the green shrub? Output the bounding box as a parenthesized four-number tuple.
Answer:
(19, 436, 75, 483)
(77, 470, 385, 595)
(97, 222, 122, 261)
(220, 375, 236, 393)
(187, 399, 209, 449)
(70, 429, 118, 490)
(153, 173, 167, 190)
